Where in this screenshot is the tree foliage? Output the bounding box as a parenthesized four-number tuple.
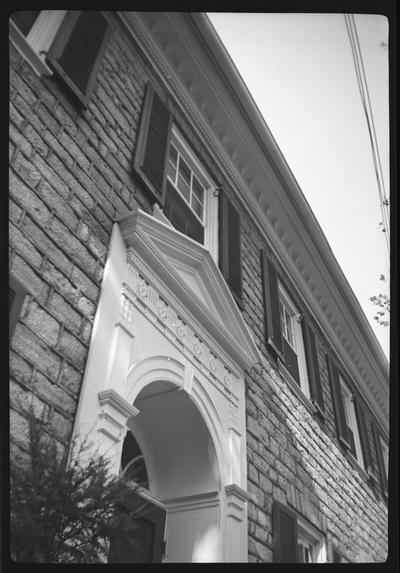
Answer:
(10, 405, 145, 563)
(369, 274, 390, 327)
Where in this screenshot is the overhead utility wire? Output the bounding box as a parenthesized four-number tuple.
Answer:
(349, 14, 391, 247)
(345, 14, 390, 251)
(345, 14, 390, 254)
(344, 14, 390, 256)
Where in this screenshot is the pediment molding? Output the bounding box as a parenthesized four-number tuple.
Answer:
(117, 208, 261, 372)
(119, 11, 388, 433)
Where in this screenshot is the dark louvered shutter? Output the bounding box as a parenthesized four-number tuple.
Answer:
(9, 277, 26, 339)
(326, 355, 351, 450)
(272, 501, 298, 563)
(354, 399, 373, 474)
(133, 83, 172, 205)
(261, 251, 283, 359)
(302, 321, 325, 415)
(372, 424, 388, 498)
(47, 11, 110, 107)
(218, 191, 243, 304)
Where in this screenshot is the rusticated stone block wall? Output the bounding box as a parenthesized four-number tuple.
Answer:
(9, 21, 152, 454)
(240, 215, 388, 562)
(9, 13, 388, 563)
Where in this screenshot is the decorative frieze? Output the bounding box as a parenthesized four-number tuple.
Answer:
(117, 287, 135, 336)
(122, 251, 239, 409)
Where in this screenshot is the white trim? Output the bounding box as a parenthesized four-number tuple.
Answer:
(297, 516, 327, 563)
(278, 361, 317, 417)
(117, 208, 261, 370)
(120, 12, 388, 433)
(9, 11, 67, 77)
(27, 10, 67, 54)
(9, 20, 53, 76)
(278, 283, 310, 400)
(165, 125, 219, 262)
(339, 376, 365, 467)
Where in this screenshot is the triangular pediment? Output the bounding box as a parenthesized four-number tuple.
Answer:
(118, 209, 261, 370)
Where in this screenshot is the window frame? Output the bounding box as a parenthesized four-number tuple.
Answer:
(134, 82, 241, 300)
(297, 517, 327, 563)
(278, 283, 310, 400)
(9, 11, 67, 76)
(272, 500, 327, 563)
(339, 375, 365, 467)
(163, 125, 219, 261)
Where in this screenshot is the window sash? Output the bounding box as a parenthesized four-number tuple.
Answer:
(167, 141, 205, 224)
(278, 285, 309, 397)
(339, 377, 364, 465)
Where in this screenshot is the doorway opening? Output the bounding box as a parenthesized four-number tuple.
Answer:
(112, 379, 222, 563)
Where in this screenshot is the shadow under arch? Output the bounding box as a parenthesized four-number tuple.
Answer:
(124, 355, 228, 499)
(122, 356, 228, 562)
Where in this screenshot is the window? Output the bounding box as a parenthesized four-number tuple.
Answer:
(133, 82, 243, 303)
(261, 251, 325, 415)
(339, 376, 364, 465)
(164, 127, 219, 260)
(278, 285, 309, 398)
(167, 139, 205, 222)
(10, 11, 67, 76)
(272, 501, 326, 563)
(9, 11, 110, 106)
(297, 519, 326, 563)
(327, 354, 374, 475)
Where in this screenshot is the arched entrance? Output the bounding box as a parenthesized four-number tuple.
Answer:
(72, 216, 261, 561)
(120, 379, 221, 563)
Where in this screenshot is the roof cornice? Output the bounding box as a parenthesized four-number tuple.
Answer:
(117, 11, 389, 434)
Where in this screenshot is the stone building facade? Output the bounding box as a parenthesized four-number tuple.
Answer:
(9, 11, 389, 563)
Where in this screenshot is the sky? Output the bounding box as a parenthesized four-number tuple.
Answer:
(207, 13, 390, 360)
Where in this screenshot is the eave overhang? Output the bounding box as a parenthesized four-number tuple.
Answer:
(117, 11, 389, 434)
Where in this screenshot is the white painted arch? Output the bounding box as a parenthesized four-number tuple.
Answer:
(125, 355, 228, 493)
(71, 214, 257, 561)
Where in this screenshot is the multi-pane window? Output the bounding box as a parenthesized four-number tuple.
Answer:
(261, 252, 325, 415)
(9, 11, 67, 76)
(9, 11, 109, 106)
(273, 501, 327, 563)
(167, 142, 205, 222)
(163, 128, 218, 259)
(298, 537, 314, 563)
(297, 520, 326, 563)
(278, 286, 310, 398)
(135, 83, 242, 297)
(339, 376, 364, 465)
(279, 299, 295, 348)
